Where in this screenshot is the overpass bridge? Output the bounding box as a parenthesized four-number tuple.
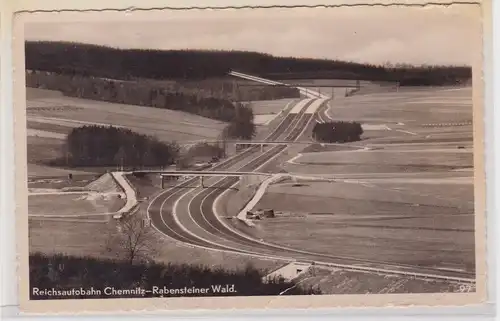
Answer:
(141, 170, 271, 188)
(228, 71, 331, 99)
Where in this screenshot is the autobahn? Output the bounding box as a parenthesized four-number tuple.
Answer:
(146, 75, 475, 283)
(146, 97, 315, 258)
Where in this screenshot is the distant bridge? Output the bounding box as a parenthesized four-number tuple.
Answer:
(228, 71, 331, 99)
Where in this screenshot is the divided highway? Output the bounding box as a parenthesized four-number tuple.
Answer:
(146, 94, 475, 283)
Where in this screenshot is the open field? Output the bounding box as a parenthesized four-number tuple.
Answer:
(26, 87, 226, 142)
(246, 181, 474, 271)
(28, 175, 95, 189)
(242, 98, 296, 115)
(243, 98, 296, 126)
(326, 87, 472, 129)
(293, 148, 472, 169)
(28, 193, 124, 216)
(28, 173, 126, 217)
(257, 181, 473, 216)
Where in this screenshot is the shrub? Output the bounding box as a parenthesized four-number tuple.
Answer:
(187, 142, 225, 160)
(312, 121, 363, 143)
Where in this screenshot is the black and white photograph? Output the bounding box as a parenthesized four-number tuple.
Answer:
(15, 2, 486, 312)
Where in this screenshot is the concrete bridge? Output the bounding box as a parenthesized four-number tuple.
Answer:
(157, 171, 271, 188)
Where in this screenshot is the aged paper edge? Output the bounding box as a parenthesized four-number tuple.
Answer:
(12, 1, 489, 314)
(10, 0, 484, 13)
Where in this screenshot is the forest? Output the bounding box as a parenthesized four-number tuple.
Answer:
(26, 41, 472, 85)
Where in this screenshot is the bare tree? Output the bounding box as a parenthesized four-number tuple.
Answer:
(105, 214, 156, 265)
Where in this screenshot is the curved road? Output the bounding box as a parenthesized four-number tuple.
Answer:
(147, 97, 475, 283)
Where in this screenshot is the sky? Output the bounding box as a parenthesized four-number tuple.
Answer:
(23, 5, 481, 66)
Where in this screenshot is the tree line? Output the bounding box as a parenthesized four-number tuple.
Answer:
(312, 121, 364, 143)
(29, 253, 320, 299)
(26, 71, 299, 122)
(26, 72, 239, 122)
(54, 125, 180, 168)
(26, 41, 472, 85)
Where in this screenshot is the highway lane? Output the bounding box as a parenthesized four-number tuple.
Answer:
(166, 107, 313, 252)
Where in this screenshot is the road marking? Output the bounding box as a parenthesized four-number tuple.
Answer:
(394, 129, 418, 135)
(305, 98, 329, 114)
(290, 98, 314, 114)
(161, 101, 301, 249)
(286, 153, 303, 165)
(296, 112, 317, 140)
(149, 181, 291, 261)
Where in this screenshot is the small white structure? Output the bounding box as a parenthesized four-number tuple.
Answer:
(263, 261, 312, 283)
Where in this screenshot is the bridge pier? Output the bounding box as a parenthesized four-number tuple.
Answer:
(260, 143, 264, 153)
(199, 176, 204, 188)
(161, 175, 165, 189)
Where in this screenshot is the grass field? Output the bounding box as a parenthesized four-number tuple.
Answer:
(326, 87, 472, 128)
(258, 181, 473, 214)
(247, 181, 475, 271)
(293, 149, 472, 168)
(26, 90, 226, 142)
(28, 175, 94, 189)
(242, 98, 296, 115)
(28, 193, 124, 216)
